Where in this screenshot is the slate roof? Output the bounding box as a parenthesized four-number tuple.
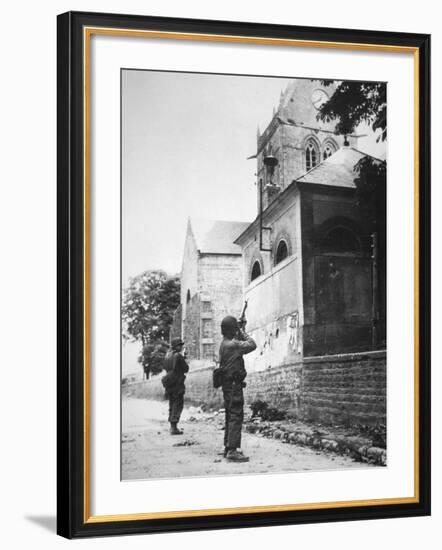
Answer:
(295, 147, 384, 188)
(189, 218, 250, 255)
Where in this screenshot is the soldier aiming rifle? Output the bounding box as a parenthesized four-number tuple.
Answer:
(238, 300, 248, 331)
(217, 300, 256, 462)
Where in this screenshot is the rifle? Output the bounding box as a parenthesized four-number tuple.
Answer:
(238, 300, 248, 330)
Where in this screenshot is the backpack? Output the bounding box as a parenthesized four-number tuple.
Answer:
(161, 371, 175, 392)
(212, 367, 224, 389)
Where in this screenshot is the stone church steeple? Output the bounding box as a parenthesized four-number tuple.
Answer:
(256, 79, 358, 210)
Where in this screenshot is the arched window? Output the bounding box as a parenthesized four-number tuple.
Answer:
(321, 226, 361, 255)
(186, 289, 191, 303)
(305, 139, 319, 171)
(323, 141, 337, 160)
(250, 260, 262, 282)
(275, 240, 289, 265)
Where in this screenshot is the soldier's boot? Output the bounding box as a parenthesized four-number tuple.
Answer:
(217, 447, 229, 457)
(226, 449, 249, 462)
(170, 422, 183, 435)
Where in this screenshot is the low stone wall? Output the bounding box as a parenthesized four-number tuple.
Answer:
(125, 350, 386, 427)
(245, 363, 303, 417)
(125, 366, 224, 410)
(301, 351, 386, 426)
(125, 375, 165, 401)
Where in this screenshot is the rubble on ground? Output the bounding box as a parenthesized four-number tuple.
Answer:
(244, 417, 386, 466)
(172, 439, 198, 447)
(184, 400, 386, 466)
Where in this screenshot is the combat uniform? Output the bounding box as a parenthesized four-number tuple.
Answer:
(219, 330, 256, 452)
(163, 349, 189, 426)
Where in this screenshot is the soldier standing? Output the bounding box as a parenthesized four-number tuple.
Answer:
(163, 337, 189, 435)
(219, 315, 256, 462)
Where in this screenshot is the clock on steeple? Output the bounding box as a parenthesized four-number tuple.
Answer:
(311, 88, 329, 110)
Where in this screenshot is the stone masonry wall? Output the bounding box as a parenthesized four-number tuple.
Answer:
(301, 351, 386, 426)
(198, 254, 244, 360)
(245, 363, 303, 417)
(170, 303, 182, 341)
(125, 366, 224, 410)
(126, 351, 386, 427)
(180, 253, 244, 365)
(183, 294, 201, 360)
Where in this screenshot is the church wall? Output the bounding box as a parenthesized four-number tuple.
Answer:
(239, 190, 305, 373)
(180, 225, 199, 321)
(198, 254, 244, 361)
(242, 257, 303, 374)
(180, 224, 202, 365)
(240, 188, 300, 287)
(280, 124, 303, 190)
(181, 253, 244, 367)
(311, 190, 362, 226)
(300, 187, 376, 356)
(282, 127, 354, 187)
(170, 303, 182, 341)
(257, 122, 356, 210)
(183, 293, 201, 361)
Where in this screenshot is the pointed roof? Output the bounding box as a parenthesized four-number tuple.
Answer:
(295, 147, 384, 188)
(278, 81, 297, 113)
(189, 218, 250, 255)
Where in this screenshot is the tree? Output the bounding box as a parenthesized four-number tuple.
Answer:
(353, 156, 386, 237)
(317, 81, 386, 142)
(122, 270, 180, 377)
(138, 339, 170, 378)
(316, 80, 387, 238)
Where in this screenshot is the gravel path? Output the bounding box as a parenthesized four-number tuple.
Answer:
(122, 397, 376, 481)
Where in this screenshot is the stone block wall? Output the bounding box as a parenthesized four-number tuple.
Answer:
(183, 366, 223, 409)
(245, 363, 303, 417)
(126, 351, 386, 427)
(170, 303, 182, 341)
(183, 294, 201, 360)
(198, 254, 244, 359)
(125, 365, 224, 410)
(180, 223, 199, 320)
(181, 254, 244, 365)
(301, 351, 386, 426)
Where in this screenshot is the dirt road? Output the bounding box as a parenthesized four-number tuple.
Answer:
(122, 397, 375, 480)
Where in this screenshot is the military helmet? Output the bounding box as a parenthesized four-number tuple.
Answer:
(170, 337, 184, 350)
(221, 315, 238, 337)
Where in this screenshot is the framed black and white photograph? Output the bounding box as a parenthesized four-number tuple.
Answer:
(57, 11, 430, 538)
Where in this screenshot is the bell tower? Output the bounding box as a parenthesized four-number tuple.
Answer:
(255, 79, 353, 211)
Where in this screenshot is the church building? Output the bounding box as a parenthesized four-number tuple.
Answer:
(171, 218, 249, 368)
(234, 79, 386, 374)
(169, 79, 386, 425)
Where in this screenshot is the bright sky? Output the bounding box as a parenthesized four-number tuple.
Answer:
(122, 70, 294, 284)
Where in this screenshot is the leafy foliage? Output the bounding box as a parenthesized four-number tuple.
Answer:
(122, 270, 180, 377)
(317, 80, 387, 252)
(250, 400, 287, 421)
(138, 339, 170, 378)
(122, 270, 180, 344)
(353, 156, 386, 236)
(354, 423, 387, 449)
(317, 81, 387, 141)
